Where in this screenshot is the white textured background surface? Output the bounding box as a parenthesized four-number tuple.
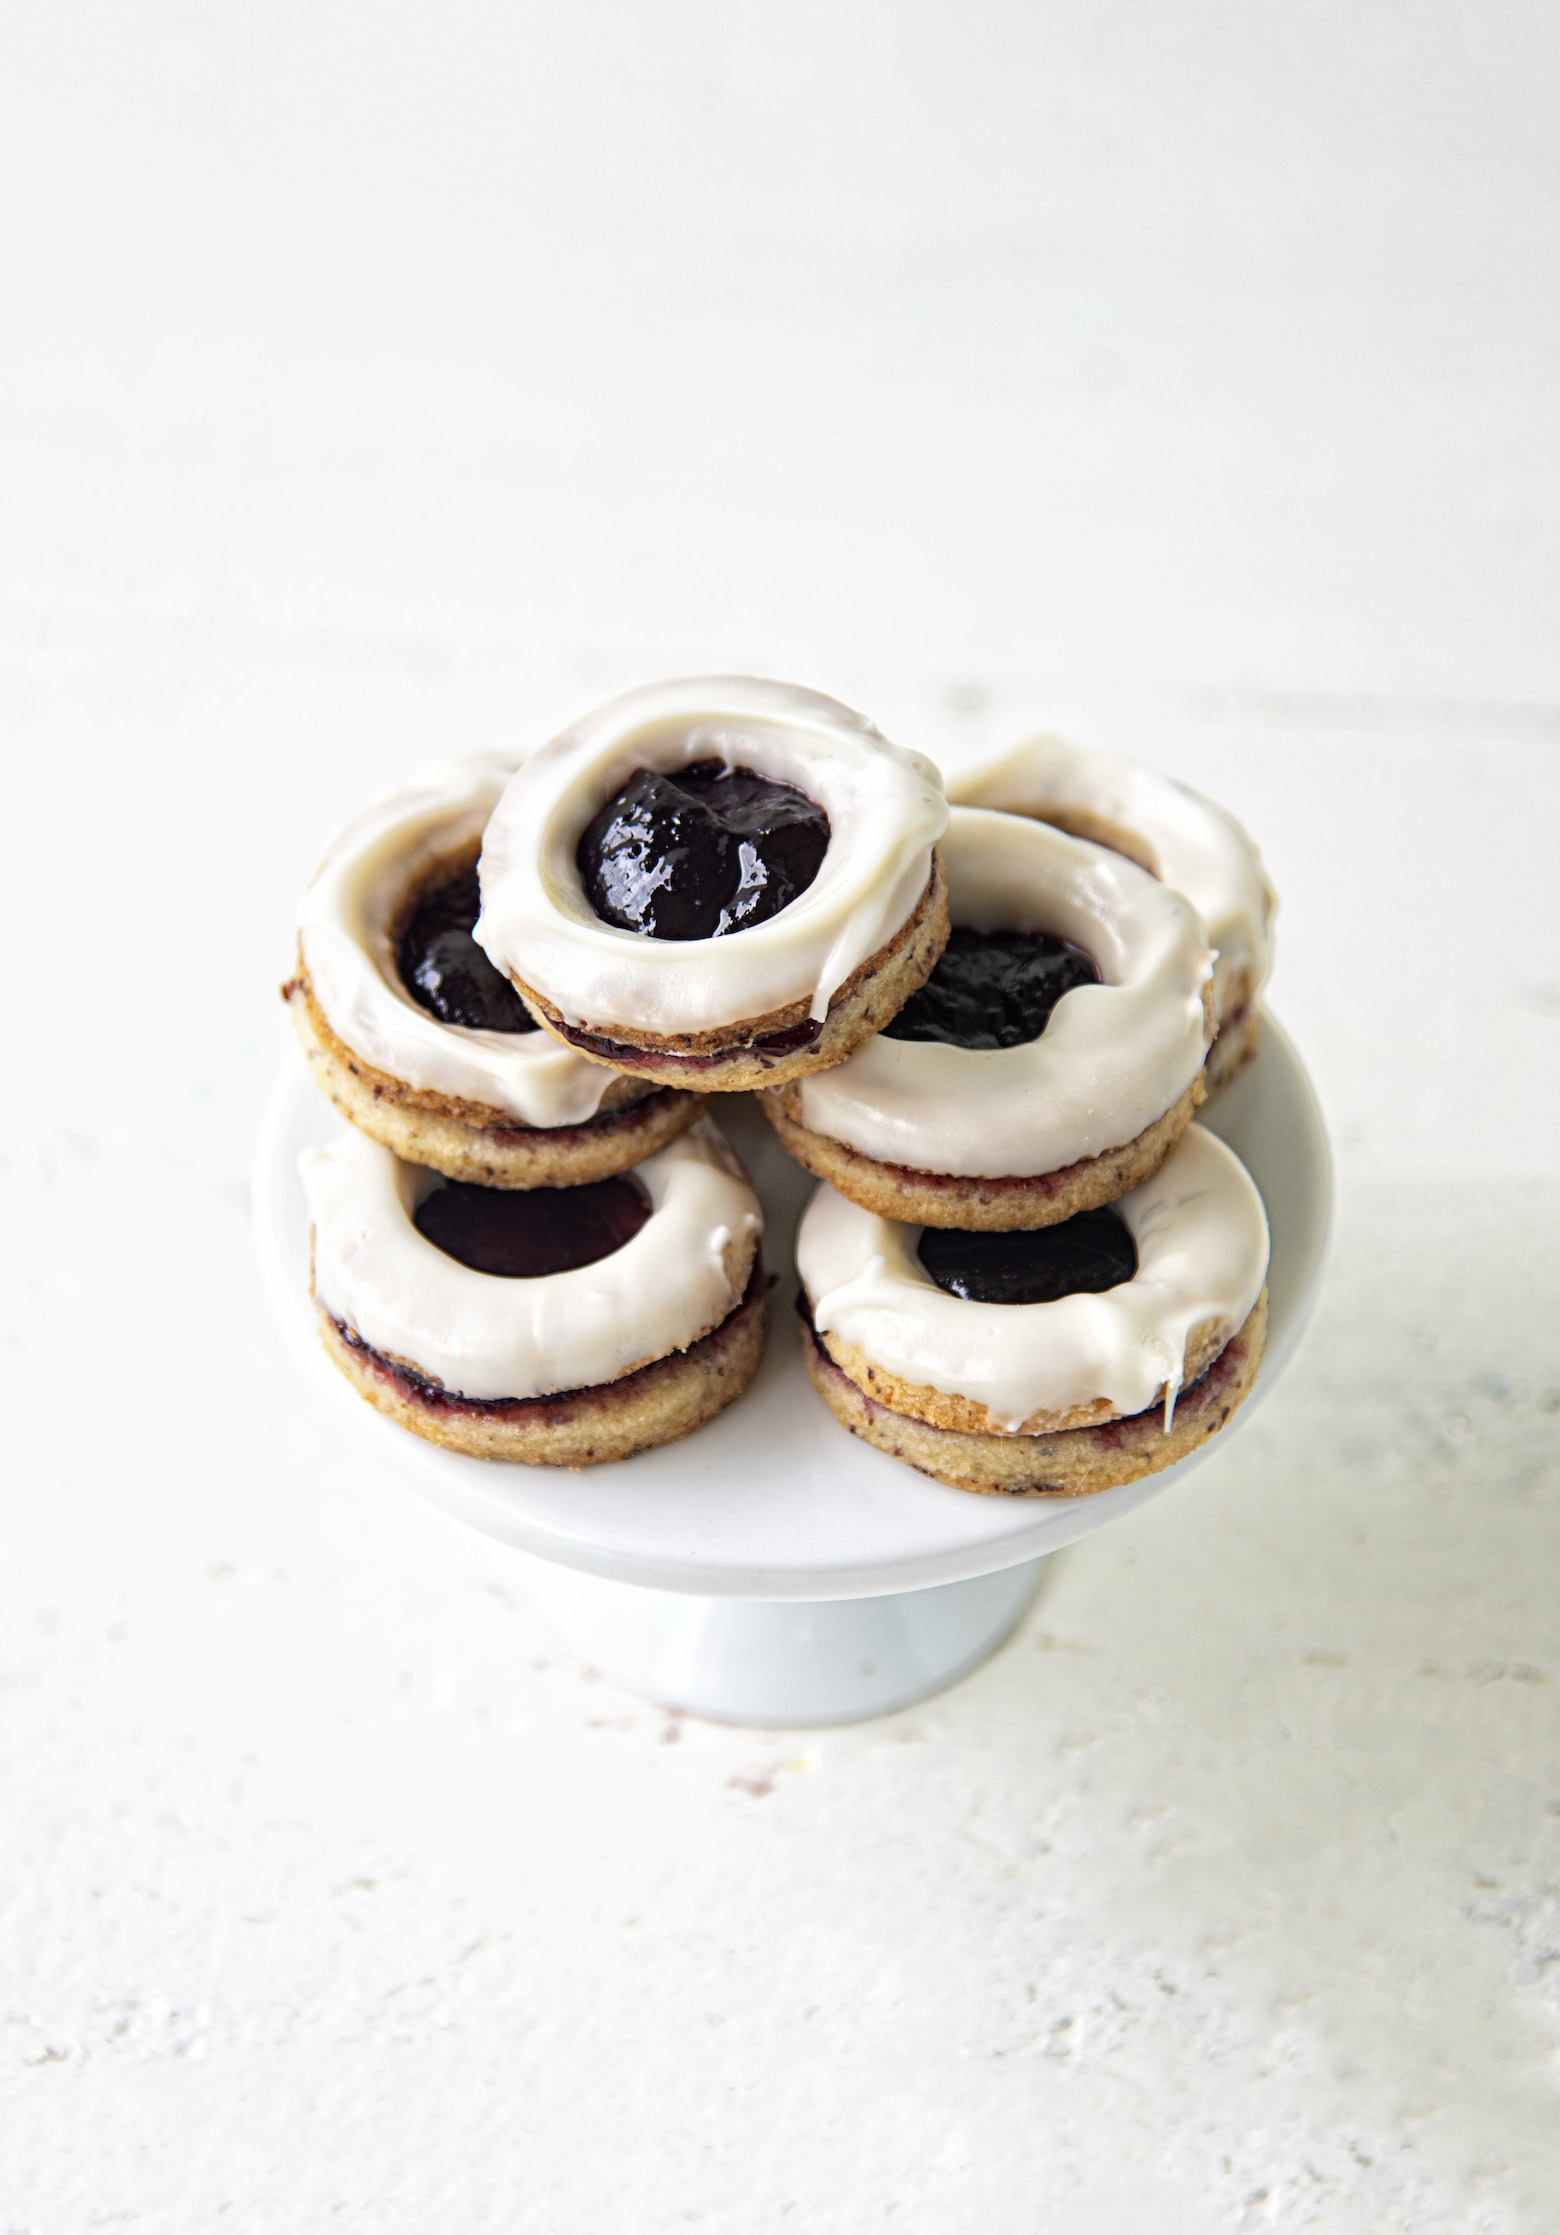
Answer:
(3, 5, 1558, 2229)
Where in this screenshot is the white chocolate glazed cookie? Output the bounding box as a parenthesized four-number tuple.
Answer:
(947, 736, 1274, 1087)
(474, 677, 949, 1046)
(797, 1124, 1269, 1435)
(301, 1116, 762, 1405)
(767, 810, 1213, 1222)
(295, 760, 626, 1129)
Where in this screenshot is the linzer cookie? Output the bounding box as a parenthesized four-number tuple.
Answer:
(300, 1116, 767, 1467)
(473, 678, 950, 1093)
(796, 1124, 1269, 1496)
(947, 736, 1275, 1091)
(283, 760, 705, 1187)
(763, 807, 1213, 1229)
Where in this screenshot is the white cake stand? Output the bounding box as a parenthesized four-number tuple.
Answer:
(253, 1019, 1330, 1725)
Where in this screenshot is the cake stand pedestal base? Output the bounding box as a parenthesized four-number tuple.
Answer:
(518, 1558, 1047, 1726)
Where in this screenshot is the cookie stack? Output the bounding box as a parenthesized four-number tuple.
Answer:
(285, 677, 1274, 1496)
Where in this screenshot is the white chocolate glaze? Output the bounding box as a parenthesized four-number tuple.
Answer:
(297, 760, 622, 1128)
(475, 677, 949, 1035)
(301, 1116, 762, 1402)
(797, 808, 1212, 1178)
(946, 736, 1274, 1021)
(798, 1124, 1268, 1432)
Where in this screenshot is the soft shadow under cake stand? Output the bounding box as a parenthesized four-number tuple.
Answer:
(254, 1019, 1330, 1727)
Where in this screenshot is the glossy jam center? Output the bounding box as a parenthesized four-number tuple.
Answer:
(397, 863, 538, 1032)
(578, 759, 830, 941)
(414, 1175, 649, 1278)
(917, 1207, 1137, 1305)
(883, 926, 1099, 1050)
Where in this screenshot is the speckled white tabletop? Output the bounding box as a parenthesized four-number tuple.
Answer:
(3, 7, 1558, 2230)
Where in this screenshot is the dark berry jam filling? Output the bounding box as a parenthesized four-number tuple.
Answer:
(397, 863, 538, 1033)
(917, 1207, 1136, 1306)
(882, 926, 1098, 1051)
(414, 1174, 649, 1278)
(578, 760, 830, 941)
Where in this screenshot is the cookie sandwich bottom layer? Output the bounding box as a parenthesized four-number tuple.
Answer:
(801, 1289, 1266, 1496)
(319, 1261, 770, 1467)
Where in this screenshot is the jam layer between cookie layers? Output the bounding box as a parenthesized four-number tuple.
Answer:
(547, 1011, 825, 1070)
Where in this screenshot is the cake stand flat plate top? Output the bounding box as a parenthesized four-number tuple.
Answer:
(254, 1019, 1330, 1601)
